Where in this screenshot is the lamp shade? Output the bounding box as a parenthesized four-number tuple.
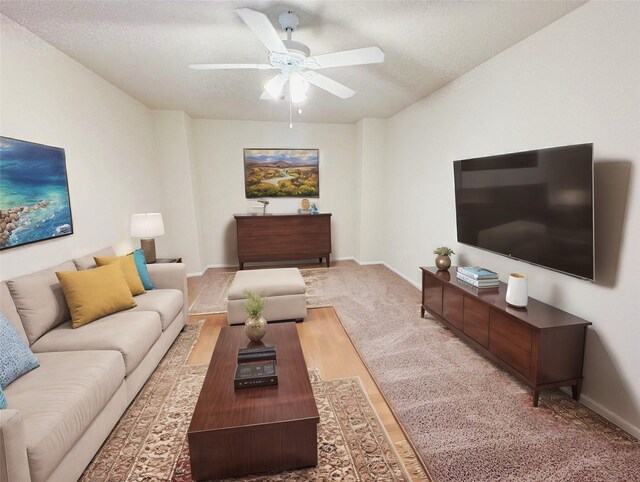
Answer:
(131, 213, 165, 238)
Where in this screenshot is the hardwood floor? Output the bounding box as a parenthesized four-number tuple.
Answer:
(186, 304, 430, 481)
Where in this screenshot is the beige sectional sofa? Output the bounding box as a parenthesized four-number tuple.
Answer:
(0, 248, 188, 482)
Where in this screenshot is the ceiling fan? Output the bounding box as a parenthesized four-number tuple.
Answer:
(189, 8, 385, 103)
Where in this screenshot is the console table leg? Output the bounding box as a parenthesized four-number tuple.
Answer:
(572, 379, 583, 401)
(421, 306, 425, 318)
(239, 261, 244, 270)
(326, 255, 330, 268)
(532, 389, 540, 407)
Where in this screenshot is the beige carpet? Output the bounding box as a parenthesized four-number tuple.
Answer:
(190, 262, 640, 481)
(81, 324, 416, 481)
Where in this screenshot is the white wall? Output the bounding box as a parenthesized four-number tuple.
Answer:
(0, 15, 163, 279)
(151, 110, 203, 274)
(355, 118, 388, 263)
(383, 2, 640, 436)
(190, 119, 357, 267)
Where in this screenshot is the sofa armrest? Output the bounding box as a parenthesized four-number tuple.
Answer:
(0, 410, 31, 482)
(147, 263, 188, 321)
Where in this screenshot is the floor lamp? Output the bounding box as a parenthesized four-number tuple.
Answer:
(131, 213, 165, 263)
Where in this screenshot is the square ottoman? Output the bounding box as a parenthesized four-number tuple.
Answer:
(227, 268, 307, 325)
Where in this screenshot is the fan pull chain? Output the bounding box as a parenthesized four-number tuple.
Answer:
(289, 100, 293, 129)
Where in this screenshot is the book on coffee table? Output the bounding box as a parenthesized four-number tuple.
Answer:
(237, 345, 276, 363)
(234, 360, 278, 389)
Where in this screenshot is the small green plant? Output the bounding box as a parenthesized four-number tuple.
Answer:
(243, 289, 265, 318)
(433, 246, 455, 256)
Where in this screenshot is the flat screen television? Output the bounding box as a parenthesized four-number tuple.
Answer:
(453, 143, 594, 281)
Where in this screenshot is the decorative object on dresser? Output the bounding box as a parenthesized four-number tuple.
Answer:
(187, 323, 319, 480)
(234, 212, 331, 269)
(0, 136, 73, 250)
(130, 212, 165, 263)
(506, 273, 529, 308)
(433, 246, 455, 270)
(243, 289, 267, 342)
(243, 149, 319, 198)
(421, 266, 591, 407)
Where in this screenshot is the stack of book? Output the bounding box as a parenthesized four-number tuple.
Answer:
(456, 266, 499, 289)
(234, 346, 278, 389)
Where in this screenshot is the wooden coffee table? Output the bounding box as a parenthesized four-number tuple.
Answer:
(187, 323, 320, 481)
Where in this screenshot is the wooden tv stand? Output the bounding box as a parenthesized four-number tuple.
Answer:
(234, 213, 331, 269)
(420, 266, 591, 406)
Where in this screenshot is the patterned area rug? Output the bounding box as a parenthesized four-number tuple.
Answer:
(81, 325, 411, 481)
(189, 267, 335, 315)
(190, 262, 640, 480)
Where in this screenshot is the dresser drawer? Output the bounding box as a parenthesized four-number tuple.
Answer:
(490, 310, 533, 379)
(422, 273, 443, 317)
(443, 286, 463, 331)
(463, 296, 489, 348)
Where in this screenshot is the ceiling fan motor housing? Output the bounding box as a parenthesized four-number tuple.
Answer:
(278, 11, 299, 32)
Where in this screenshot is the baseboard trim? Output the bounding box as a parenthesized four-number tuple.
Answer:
(382, 262, 421, 290)
(559, 387, 640, 440)
(191, 258, 357, 277)
(356, 260, 385, 266)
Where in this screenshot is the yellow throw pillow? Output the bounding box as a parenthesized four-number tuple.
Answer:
(56, 263, 137, 329)
(94, 254, 145, 296)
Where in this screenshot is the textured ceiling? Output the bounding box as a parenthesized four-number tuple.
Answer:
(0, 0, 584, 124)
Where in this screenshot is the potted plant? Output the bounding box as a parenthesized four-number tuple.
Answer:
(433, 246, 455, 270)
(243, 289, 267, 341)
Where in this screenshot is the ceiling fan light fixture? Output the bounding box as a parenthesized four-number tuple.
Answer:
(264, 73, 287, 99)
(289, 72, 309, 104)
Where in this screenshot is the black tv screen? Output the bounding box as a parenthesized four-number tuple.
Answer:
(453, 143, 594, 280)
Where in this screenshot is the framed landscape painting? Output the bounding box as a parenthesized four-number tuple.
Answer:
(244, 149, 319, 198)
(0, 136, 73, 250)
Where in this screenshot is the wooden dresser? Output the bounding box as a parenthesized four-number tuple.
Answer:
(421, 266, 591, 406)
(234, 213, 331, 269)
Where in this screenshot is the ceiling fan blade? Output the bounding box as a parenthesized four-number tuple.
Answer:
(303, 71, 355, 99)
(189, 63, 275, 70)
(264, 73, 289, 99)
(235, 8, 288, 54)
(305, 46, 385, 69)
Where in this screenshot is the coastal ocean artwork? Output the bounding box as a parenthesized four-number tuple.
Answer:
(0, 137, 73, 250)
(244, 149, 319, 198)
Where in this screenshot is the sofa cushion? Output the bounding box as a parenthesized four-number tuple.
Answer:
(3, 350, 124, 482)
(5, 261, 76, 345)
(0, 314, 40, 389)
(56, 263, 137, 328)
(72, 247, 116, 270)
(132, 248, 154, 290)
(130, 289, 183, 330)
(30, 311, 161, 376)
(94, 254, 145, 296)
(0, 281, 28, 343)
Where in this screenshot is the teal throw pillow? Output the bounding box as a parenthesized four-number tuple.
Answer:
(0, 386, 6, 409)
(132, 249, 154, 290)
(0, 313, 40, 389)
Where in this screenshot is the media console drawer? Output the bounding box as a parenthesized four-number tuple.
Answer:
(463, 297, 489, 348)
(420, 266, 591, 407)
